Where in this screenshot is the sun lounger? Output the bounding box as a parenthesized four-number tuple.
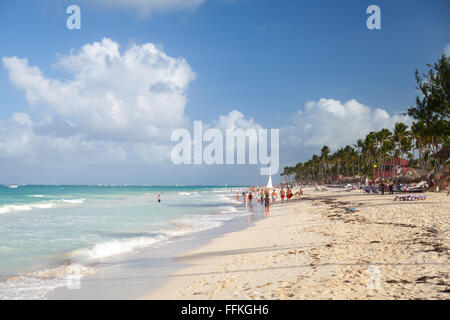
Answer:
(394, 195, 426, 201)
(406, 187, 425, 193)
(364, 186, 379, 194)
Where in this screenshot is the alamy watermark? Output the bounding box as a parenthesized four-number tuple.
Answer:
(66, 5, 81, 30)
(66, 264, 82, 290)
(366, 5, 381, 30)
(171, 121, 279, 176)
(65, 4, 380, 31)
(366, 265, 381, 290)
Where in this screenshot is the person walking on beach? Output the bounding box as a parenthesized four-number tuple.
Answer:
(280, 187, 285, 203)
(236, 192, 240, 202)
(157, 193, 161, 203)
(248, 192, 253, 203)
(271, 189, 277, 203)
(264, 193, 270, 216)
(389, 182, 394, 195)
(260, 190, 265, 205)
(380, 182, 385, 195)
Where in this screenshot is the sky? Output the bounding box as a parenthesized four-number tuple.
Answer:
(0, 0, 449, 185)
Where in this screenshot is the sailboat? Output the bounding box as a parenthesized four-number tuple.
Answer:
(267, 168, 273, 189)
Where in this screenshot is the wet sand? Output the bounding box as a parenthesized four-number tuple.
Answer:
(142, 189, 450, 300)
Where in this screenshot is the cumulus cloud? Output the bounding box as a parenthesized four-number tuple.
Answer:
(0, 36, 264, 168)
(0, 109, 262, 167)
(214, 110, 264, 156)
(281, 98, 411, 161)
(0, 38, 413, 178)
(1, 38, 198, 166)
(3, 38, 195, 142)
(0, 113, 34, 159)
(0, 113, 177, 166)
(213, 110, 262, 132)
(0, 114, 120, 164)
(89, 0, 206, 15)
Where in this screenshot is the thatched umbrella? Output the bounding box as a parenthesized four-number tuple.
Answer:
(353, 175, 368, 183)
(395, 168, 430, 183)
(435, 147, 450, 176)
(435, 147, 450, 160)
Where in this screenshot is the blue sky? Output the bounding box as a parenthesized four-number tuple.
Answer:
(0, 0, 449, 185)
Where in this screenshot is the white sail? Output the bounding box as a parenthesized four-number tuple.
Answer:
(267, 170, 273, 189)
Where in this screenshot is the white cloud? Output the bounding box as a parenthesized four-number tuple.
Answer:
(0, 96, 411, 170)
(89, 0, 206, 15)
(0, 35, 263, 168)
(1, 38, 198, 166)
(3, 38, 195, 143)
(282, 98, 411, 154)
(0, 38, 414, 178)
(0, 113, 177, 166)
(213, 110, 262, 131)
(0, 113, 34, 159)
(0, 110, 261, 166)
(0, 113, 125, 164)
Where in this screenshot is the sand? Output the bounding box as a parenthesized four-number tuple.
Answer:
(142, 189, 450, 300)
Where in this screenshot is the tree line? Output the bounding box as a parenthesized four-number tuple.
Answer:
(282, 54, 449, 183)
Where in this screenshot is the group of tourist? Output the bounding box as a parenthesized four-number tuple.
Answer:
(236, 186, 304, 216)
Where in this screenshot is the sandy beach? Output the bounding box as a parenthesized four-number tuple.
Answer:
(142, 189, 450, 300)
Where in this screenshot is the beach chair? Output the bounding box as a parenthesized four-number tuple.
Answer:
(394, 195, 426, 201)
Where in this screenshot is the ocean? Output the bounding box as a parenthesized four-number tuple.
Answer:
(0, 185, 252, 299)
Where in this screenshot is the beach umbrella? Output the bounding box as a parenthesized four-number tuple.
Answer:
(435, 147, 450, 160)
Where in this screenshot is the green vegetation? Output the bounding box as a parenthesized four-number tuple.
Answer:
(282, 54, 450, 183)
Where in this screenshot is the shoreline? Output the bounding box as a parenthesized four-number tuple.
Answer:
(142, 190, 450, 300)
(0, 186, 260, 300)
(141, 195, 328, 300)
(46, 194, 266, 299)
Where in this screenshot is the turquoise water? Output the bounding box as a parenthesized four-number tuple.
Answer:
(0, 185, 248, 299)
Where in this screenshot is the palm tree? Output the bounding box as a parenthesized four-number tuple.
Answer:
(408, 53, 450, 171)
(376, 129, 392, 178)
(411, 121, 426, 169)
(281, 166, 294, 183)
(393, 122, 410, 168)
(320, 145, 330, 183)
(294, 162, 304, 182)
(354, 139, 364, 176)
(364, 132, 377, 178)
(343, 145, 355, 177)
